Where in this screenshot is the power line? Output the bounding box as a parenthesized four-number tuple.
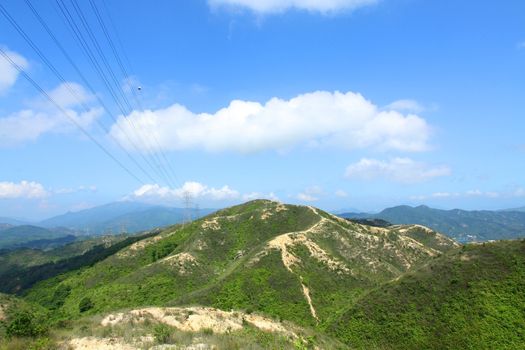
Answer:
(93, 0, 183, 189)
(1, 2, 159, 185)
(0, 47, 145, 185)
(86, 0, 181, 189)
(63, 0, 178, 189)
(50, 0, 174, 186)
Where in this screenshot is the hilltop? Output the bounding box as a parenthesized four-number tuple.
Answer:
(25, 200, 457, 328)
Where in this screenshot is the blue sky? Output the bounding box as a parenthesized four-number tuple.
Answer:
(1, 0, 524, 220)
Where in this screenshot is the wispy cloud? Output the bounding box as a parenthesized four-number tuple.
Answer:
(345, 158, 451, 183)
(411, 188, 525, 201)
(208, 0, 378, 15)
(0, 46, 28, 94)
(335, 189, 348, 197)
(517, 41, 525, 50)
(111, 91, 432, 154)
(0, 82, 102, 146)
(386, 99, 425, 113)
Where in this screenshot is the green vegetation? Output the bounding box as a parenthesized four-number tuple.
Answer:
(1, 200, 523, 349)
(22, 201, 456, 329)
(328, 240, 525, 349)
(0, 225, 69, 250)
(0, 230, 160, 294)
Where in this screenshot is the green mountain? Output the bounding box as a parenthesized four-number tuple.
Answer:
(25, 200, 456, 327)
(340, 205, 525, 242)
(3, 200, 523, 349)
(328, 239, 525, 349)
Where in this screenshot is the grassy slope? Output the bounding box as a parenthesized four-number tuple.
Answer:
(328, 240, 525, 349)
(24, 200, 457, 332)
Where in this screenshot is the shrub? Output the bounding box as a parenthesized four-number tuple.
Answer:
(5, 310, 48, 338)
(78, 297, 94, 313)
(153, 324, 172, 344)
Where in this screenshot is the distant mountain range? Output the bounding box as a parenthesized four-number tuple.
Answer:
(339, 205, 525, 242)
(38, 201, 215, 234)
(0, 201, 216, 249)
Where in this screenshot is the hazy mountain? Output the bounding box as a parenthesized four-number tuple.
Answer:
(502, 206, 525, 212)
(340, 205, 525, 242)
(39, 201, 216, 235)
(0, 217, 30, 226)
(39, 201, 155, 230)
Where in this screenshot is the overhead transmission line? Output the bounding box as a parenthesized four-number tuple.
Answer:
(57, 0, 179, 189)
(53, 0, 174, 187)
(89, 0, 182, 187)
(0, 47, 145, 185)
(20, 0, 170, 187)
(0, 2, 159, 185)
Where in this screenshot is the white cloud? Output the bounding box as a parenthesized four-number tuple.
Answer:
(208, 0, 377, 14)
(335, 189, 348, 197)
(432, 192, 459, 198)
(297, 186, 323, 202)
(243, 191, 279, 201)
(386, 99, 424, 113)
(517, 41, 525, 50)
(0, 82, 101, 146)
(131, 181, 240, 202)
(0, 47, 28, 94)
(110, 91, 431, 154)
(0, 180, 48, 199)
(297, 193, 318, 202)
(54, 185, 97, 195)
(411, 189, 518, 201)
(465, 189, 499, 198)
(345, 158, 451, 183)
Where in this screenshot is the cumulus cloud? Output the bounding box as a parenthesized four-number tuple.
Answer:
(208, 0, 377, 14)
(130, 181, 240, 202)
(297, 186, 323, 202)
(0, 180, 48, 199)
(0, 82, 101, 146)
(345, 158, 451, 183)
(110, 91, 431, 154)
(0, 47, 28, 94)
